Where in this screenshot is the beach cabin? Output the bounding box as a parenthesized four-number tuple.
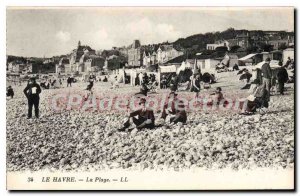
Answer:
(283, 48, 294, 65)
(196, 59, 220, 73)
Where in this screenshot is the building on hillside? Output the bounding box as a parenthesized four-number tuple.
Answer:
(104, 55, 121, 70)
(69, 41, 96, 73)
(51, 56, 62, 64)
(206, 40, 230, 50)
(56, 58, 70, 74)
(84, 55, 105, 73)
(228, 33, 252, 49)
(43, 58, 53, 64)
(8, 62, 27, 73)
(157, 44, 184, 64)
(143, 50, 157, 67)
(40, 62, 56, 74)
(118, 46, 129, 58)
(266, 38, 293, 50)
(127, 40, 143, 67)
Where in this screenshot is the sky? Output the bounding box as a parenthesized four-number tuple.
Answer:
(6, 7, 294, 57)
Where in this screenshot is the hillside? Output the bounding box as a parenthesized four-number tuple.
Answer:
(172, 28, 293, 57)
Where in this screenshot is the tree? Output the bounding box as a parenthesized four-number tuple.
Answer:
(230, 45, 241, 53)
(278, 43, 288, 50)
(215, 46, 228, 52)
(246, 46, 259, 54)
(221, 28, 236, 40)
(262, 44, 273, 52)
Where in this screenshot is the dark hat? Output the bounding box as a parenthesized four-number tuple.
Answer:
(139, 98, 146, 105)
(177, 100, 185, 108)
(216, 87, 222, 92)
(265, 58, 271, 62)
(169, 91, 178, 97)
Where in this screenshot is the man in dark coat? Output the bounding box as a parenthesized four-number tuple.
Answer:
(277, 61, 289, 95)
(284, 57, 291, 68)
(118, 98, 155, 131)
(23, 78, 42, 119)
(6, 86, 14, 98)
(161, 91, 187, 124)
(261, 58, 272, 99)
(67, 77, 72, 87)
(169, 75, 178, 91)
(103, 76, 108, 82)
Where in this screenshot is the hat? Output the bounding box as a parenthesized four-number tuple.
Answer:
(265, 58, 271, 62)
(176, 100, 185, 109)
(169, 91, 178, 97)
(216, 87, 222, 92)
(139, 98, 146, 105)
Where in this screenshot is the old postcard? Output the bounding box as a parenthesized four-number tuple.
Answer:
(6, 7, 294, 190)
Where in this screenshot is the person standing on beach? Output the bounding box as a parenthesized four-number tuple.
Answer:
(277, 61, 289, 95)
(67, 77, 72, 87)
(23, 78, 42, 119)
(191, 74, 201, 99)
(261, 58, 272, 99)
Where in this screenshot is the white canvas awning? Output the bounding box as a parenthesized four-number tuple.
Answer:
(176, 61, 191, 74)
(238, 53, 257, 61)
(254, 60, 281, 69)
(159, 65, 177, 73)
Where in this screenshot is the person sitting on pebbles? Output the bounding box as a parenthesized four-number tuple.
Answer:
(6, 86, 14, 99)
(135, 81, 149, 96)
(160, 91, 187, 124)
(240, 80, 269, 114)
(118, 98, 155, 131)
(206, 87, 225, 106)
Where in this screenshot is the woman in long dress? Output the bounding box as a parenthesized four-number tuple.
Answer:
(191, 74, 201, 99)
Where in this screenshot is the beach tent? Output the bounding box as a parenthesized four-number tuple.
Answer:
(176, 61, 192, 74)
(238, 53, 263, 66)
(177, 67, 193, 83)
(220, 54, 230, 67)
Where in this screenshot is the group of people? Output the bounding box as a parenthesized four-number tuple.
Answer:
(119, 72, 228, 132)
(261, 58, 289, 96)
(285, 57, 294, 69)
(241, 57, 290, 114)
(8, 55, 292, 123)
(40, 78, 62, 89)
(118, 91, 187, 132)
(135, 73, 159, 96)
